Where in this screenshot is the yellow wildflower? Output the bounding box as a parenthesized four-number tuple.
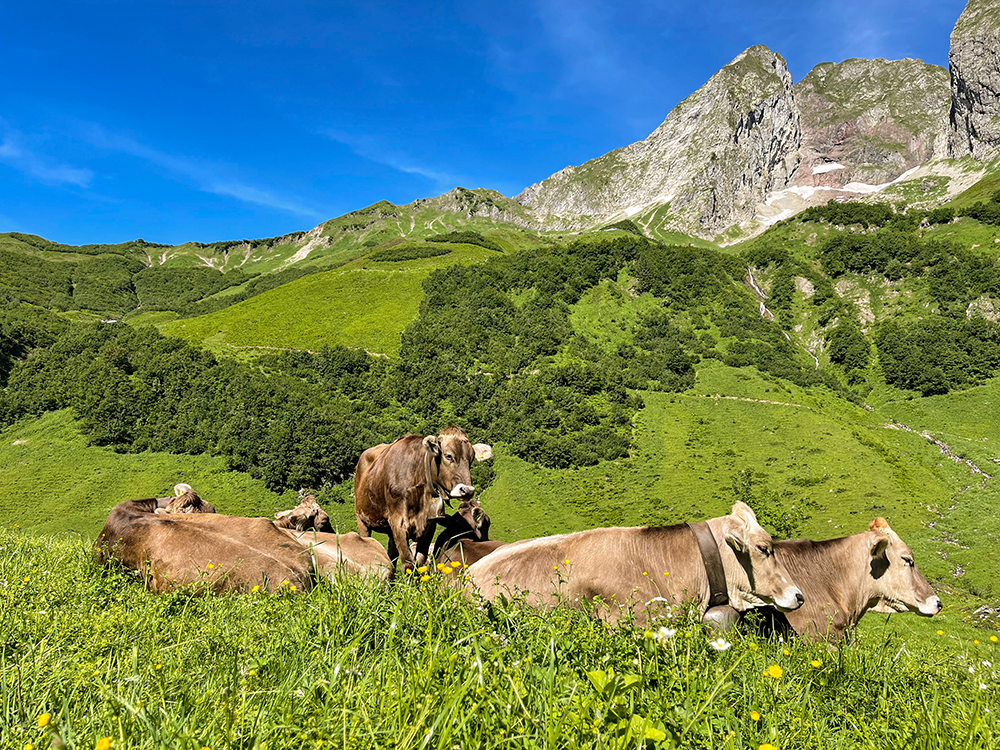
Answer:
(155, 664, 162, 671)
(760, 744, 777, 750)
(765, 664, 783, 679)
(750, 711, 760, 722)
(96, 738, 112, 750)
(810, 660, 821, 668)
(207, 563, 214, 570)
(782, 648, 790, 656)
(436, 563, 447, 571)
(405, 568, 414, 575)
(37, 713, 51, 728)
(564, 559, 570, 564)
(420, 575, 430, 582)
(417, 566, 428, 574)
(23, 576, 30, 583)
(281, 580, 290, 586)
(937, 629, 944, 635)
(251, 585, 260, 593)
(25, 744, 34, 750)
(991, 635, 999, 643)
(663, 571, 669, 576)
(450, 561, 462, 568)
(289, 584, 297, 592)
(642, 571, 648, 576)
(974, 640, 980, 645)
(553, 565, 558, 570)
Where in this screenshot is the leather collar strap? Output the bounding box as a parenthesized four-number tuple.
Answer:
(687, 521, 729, 608)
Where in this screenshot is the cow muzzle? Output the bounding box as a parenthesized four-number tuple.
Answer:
(917, 596, 943, 617)
(449, 484, 475, 499)
(772, 586, 805, 612)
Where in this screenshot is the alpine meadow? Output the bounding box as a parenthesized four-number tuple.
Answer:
(4, 1, 1000, 749)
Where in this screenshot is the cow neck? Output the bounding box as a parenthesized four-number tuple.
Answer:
(687, 522, 729, 608)
(423, 447, 452, 507)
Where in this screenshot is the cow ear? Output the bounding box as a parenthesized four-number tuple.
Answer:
(275, 509, 294, 519)
(720, 517, 749, 555)
(423, 435, 441, 456)
(870, 534, 889, 559)
(473, 443, 493, 462)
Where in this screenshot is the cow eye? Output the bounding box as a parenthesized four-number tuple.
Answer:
(444, 453, 454, 462)
(757, 545, 771, 557)
(902, 556, 914, 567)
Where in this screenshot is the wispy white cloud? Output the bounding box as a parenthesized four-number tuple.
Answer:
(321, 128, 458, 190)
(79, 123, 323, 219)
(0, 120, 92, 187)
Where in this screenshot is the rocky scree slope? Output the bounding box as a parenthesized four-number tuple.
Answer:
(515, 46, 802, 236)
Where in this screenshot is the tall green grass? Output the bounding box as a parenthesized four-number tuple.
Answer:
(2, 529, 997, 750)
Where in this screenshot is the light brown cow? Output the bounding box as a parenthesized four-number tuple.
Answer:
(465, 502, 804, 624)
(153, 483, 216, 514)
(354, 427, 492, 570)
(280, 529, 392, 580)
(274, 493, 333, 533)
(96, 499, 312, 593)
(745, 517, 942, 642)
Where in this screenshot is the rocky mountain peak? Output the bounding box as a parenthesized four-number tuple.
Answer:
(794, 57, 950, 189)
(949, 0, 1000, 161)
(515, 45, 801, 238)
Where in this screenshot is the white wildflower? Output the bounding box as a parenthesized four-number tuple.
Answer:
(709, 637, 731, 651)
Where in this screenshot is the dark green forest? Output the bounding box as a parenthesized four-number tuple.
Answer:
(3, 217, 1000, 494)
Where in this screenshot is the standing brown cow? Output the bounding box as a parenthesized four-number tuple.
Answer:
(354, 427, 492, 570)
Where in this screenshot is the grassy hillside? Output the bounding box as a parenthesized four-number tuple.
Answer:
(158, 241, 502, 356)
(0, 410, 301, 536)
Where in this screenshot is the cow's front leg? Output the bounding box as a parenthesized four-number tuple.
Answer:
(413, 525, 436, 568)
(390, 518, 416, 572)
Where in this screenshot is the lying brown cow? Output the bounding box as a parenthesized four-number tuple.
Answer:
(96, 500, 390, 593)
(744, 517, 942, 641)
(274, 493, 333, 533)
(280, 528, 392, 580)
(96, 499, 311, 593)
(465, 502, 804, 624)
(153, 483, 216, 514)
(354, 427, 492, 570)
(431, 498, 504, 566)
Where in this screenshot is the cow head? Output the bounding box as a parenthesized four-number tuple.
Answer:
(455, 498, 491, 541)
(864, 518, 941, 617)
(154, 484, 216, 514)
(717, 502, 804, 613)
(422, 426, 492, 502)
(275, 494, 334, 533)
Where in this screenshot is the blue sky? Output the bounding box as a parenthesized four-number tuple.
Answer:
(0, 0, 969, 245)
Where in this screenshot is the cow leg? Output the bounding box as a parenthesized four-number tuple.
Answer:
(413, 526, 435, 568)
(357, 518, 372, 538)
(390, 519, 416, 572)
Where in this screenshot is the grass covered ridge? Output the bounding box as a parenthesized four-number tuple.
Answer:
(2, 528, 998, 750)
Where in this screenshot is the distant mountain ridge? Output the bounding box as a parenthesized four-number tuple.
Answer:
(514, 0, 1000, 241)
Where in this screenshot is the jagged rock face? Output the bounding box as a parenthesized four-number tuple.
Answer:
(515, 46, 801, 237)
(949, 0, 1000, 161)
(794, 58, 950, 189)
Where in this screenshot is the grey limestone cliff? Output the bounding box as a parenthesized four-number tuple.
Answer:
(515, 46, 802, 238)
(794, 58, 951, 189)
(949, 0, 1000, 161)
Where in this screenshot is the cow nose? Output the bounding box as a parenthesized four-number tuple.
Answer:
(934, 597, 943, 612)
(795, 591, 805, 606)
(450, 484, 475, 498)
